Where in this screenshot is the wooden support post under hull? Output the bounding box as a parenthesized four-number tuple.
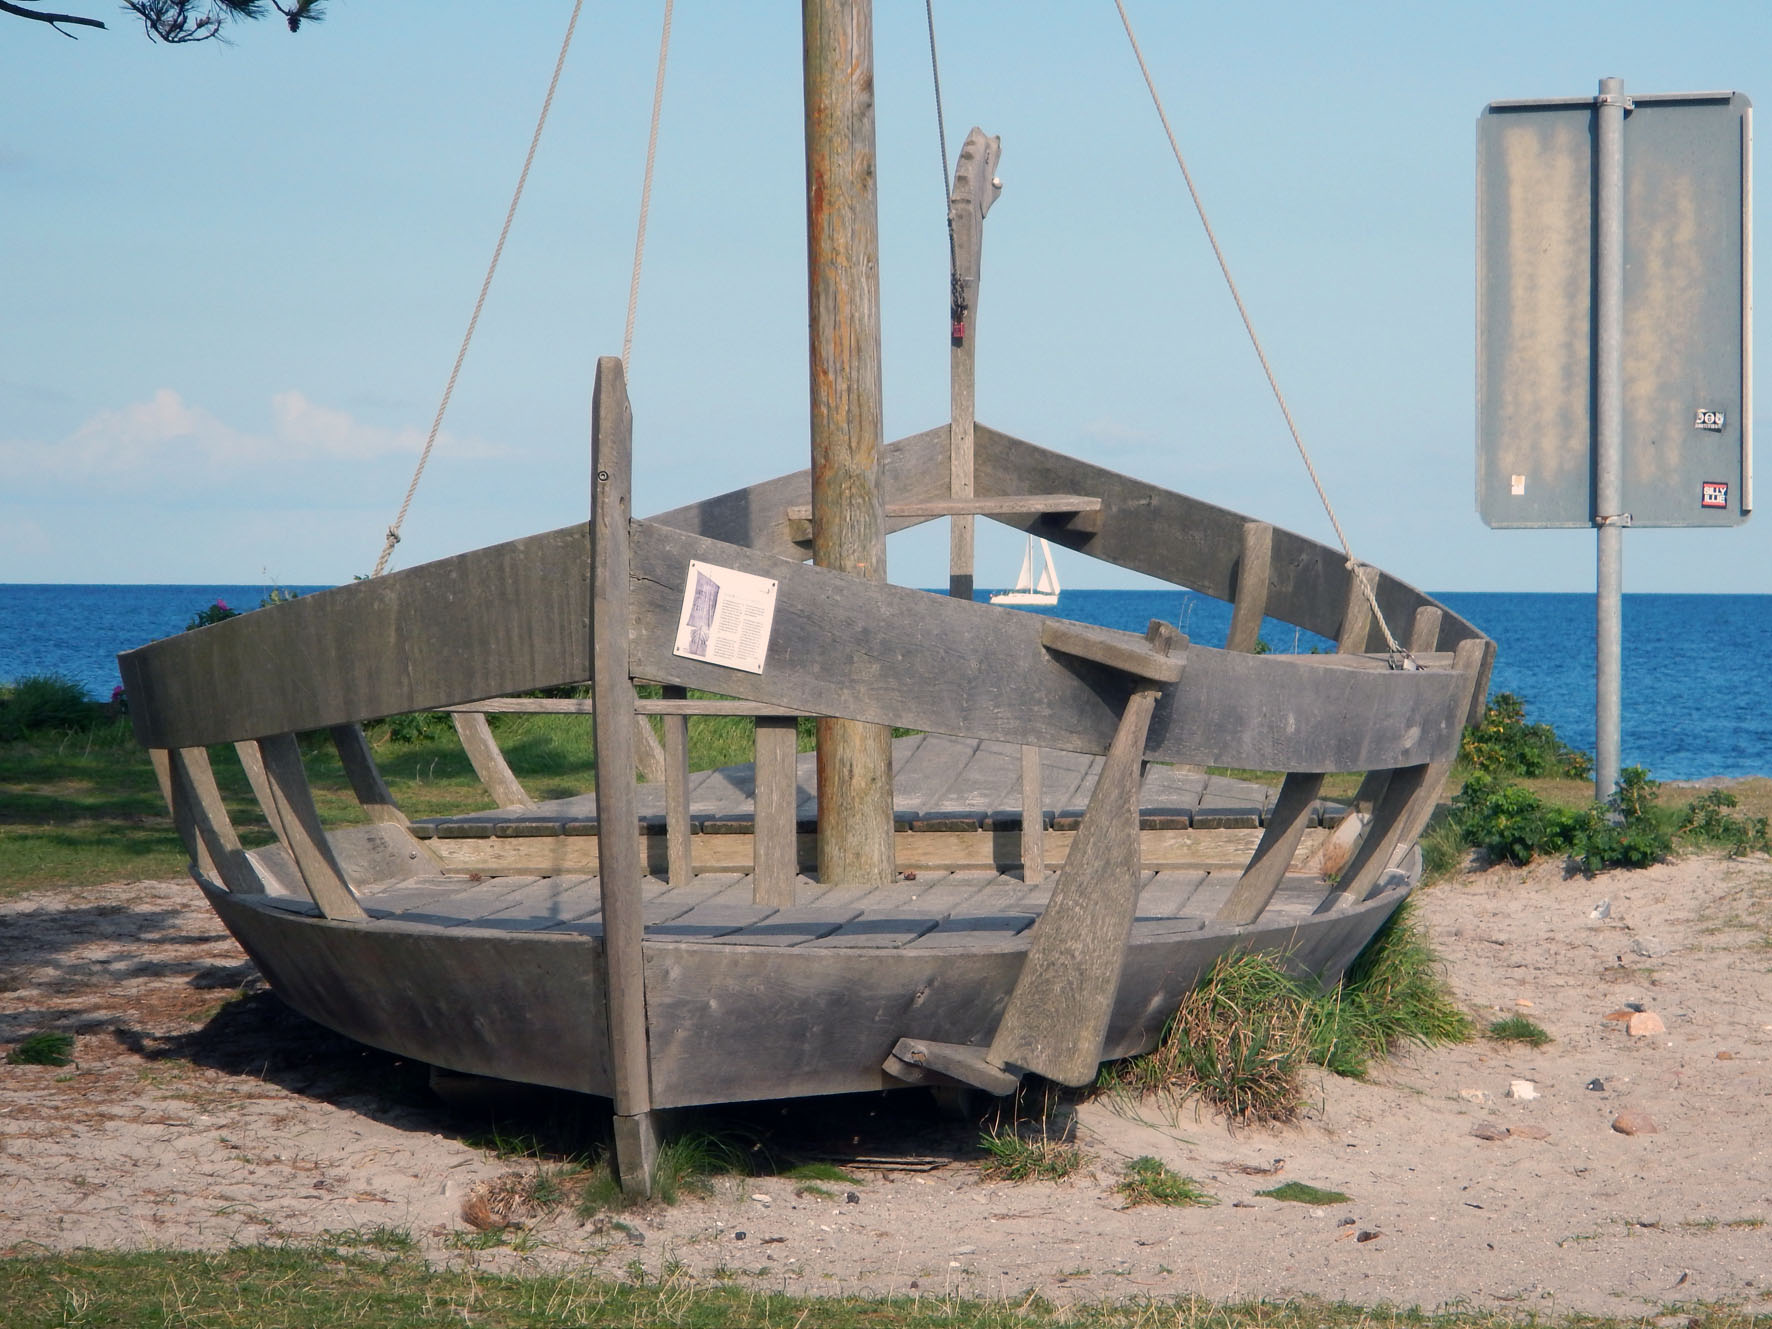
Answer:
(983, 621, 1183, 1087)
(590, 356, 656, 1195)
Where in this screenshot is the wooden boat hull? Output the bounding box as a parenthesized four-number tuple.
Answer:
(202, 865, 1411, 1109)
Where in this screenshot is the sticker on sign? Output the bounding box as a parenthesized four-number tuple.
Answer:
(1700, 481, 1730, 509)
(1694, 408, 1727, 432)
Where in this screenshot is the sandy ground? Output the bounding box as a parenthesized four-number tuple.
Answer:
(4, 853, 1772, 1316)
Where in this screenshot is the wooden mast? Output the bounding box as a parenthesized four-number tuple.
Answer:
(802, 0, 894, 887)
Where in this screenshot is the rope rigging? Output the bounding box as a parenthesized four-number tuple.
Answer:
(923, 0, 967, 341)
(1111, 0, 1409, 664)
(623, 0, 674, 374)
(371, 0, 586, 579)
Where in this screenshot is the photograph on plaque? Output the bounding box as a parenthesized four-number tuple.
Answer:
(672, 560, 779, 674)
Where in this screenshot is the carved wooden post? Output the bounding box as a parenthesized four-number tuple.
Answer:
(947, 127, 1002, 602)
(590, 356, 657, 1195)
(804, 0, 894, 887)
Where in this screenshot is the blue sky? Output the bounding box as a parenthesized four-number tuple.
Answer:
(6, 1, 1771, 593)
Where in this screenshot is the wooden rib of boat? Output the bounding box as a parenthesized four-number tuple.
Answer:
(115, 12, 1493, 1193)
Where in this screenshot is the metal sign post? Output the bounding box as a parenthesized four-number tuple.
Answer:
(1594, 77, 1627, 802)
(1477, 79, 1752, 802)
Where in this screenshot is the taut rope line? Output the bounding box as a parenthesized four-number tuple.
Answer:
(622, 0, 675, 374)
(372, 0, 586, 578)
(1111, 0, 1406, 660)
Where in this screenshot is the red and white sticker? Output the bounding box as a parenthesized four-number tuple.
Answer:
(1700, 480, 1730, 509)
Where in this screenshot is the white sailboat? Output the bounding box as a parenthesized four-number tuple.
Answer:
(990, 536, 1060, 606)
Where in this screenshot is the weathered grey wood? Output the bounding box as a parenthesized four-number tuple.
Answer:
(789, 493, 1099, 524)
(947, 126, 1002, 601)
(804, 0, 894, 893)
(254, 733, 367, 920)
(885, 1037, 1019, 1096)
(232, 740, 285, 844)
(630, 522, 1470, 773)
(1225, 520, 1274, 653)
(633, 713, 667, 785)
(987, 622, 1180, 1086)
(1020, 745, 1045, 884)
(753, 716, 798, 906)
(590, 356, 654, 1191)
(170, 746, 265, 895)
(1348, 768, 1392, 813)
(1409, 605, 1444, 655)
(445, 697, 597, 714)
(1338, 562, 1377, 654)
(638, 700, 806, 717)
(151, 746, 212, 880)
(330, 723, 409, 827)
(1396, 639, 1491, 850)
(1215, 771, 1324, 926)
(892, 735, 983, 817)
(452, 712, 533, 810)
(648, 426, 948, 559)
(972, 426, 1487, 652)
(1327, 763, 1430, 906)
(661, 686, 693, 886)
(120, 524, 595, 751)
(1041, 618, 1187, 683)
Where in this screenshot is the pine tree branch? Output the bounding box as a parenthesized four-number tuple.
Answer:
(0, 0, 107, 35)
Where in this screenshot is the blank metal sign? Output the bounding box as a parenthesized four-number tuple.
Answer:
(1476, 90, 1751, 528)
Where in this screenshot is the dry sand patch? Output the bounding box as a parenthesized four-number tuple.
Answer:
(4, 857, 1772, 1314)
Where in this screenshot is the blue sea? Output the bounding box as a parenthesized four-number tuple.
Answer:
(3, 583, 1767, 780)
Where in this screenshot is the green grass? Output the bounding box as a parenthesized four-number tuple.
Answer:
(978, 1107, 1086, 1183)
(1257, 1182, 1352, 1205)
(1485, 1015, 1552, 1048)
(13, 1247, 1763, 1328)
(1099, 900, 1471, 1122)
(1114, 1156, 1214, 1208)
(0, 698, 819, 896)
(5, 1030, 75, 1066)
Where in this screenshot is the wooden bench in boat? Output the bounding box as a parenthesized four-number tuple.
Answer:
(403, 733, 1351, 877)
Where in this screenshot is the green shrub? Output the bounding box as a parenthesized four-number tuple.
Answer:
(1678, 788, 1772, 854)
(1449, 766, 1673, 873)
(184, 599, 240, 631)
(0, 673, 99, 740)
(1461, 692, 1591, 779)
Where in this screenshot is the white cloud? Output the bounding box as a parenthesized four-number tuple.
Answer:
(270, 390, 428, 460)
(0, 389, 504, 491)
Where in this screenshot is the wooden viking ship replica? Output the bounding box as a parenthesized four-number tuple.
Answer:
(119, 6, 1491, 1193)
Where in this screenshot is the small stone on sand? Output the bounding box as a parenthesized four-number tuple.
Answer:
(1612, 1111, 1660, 1136)
(1627, 1011, 1666, 1037)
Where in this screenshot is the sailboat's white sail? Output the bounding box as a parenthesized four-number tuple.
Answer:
(990, 536, 1060, 606)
